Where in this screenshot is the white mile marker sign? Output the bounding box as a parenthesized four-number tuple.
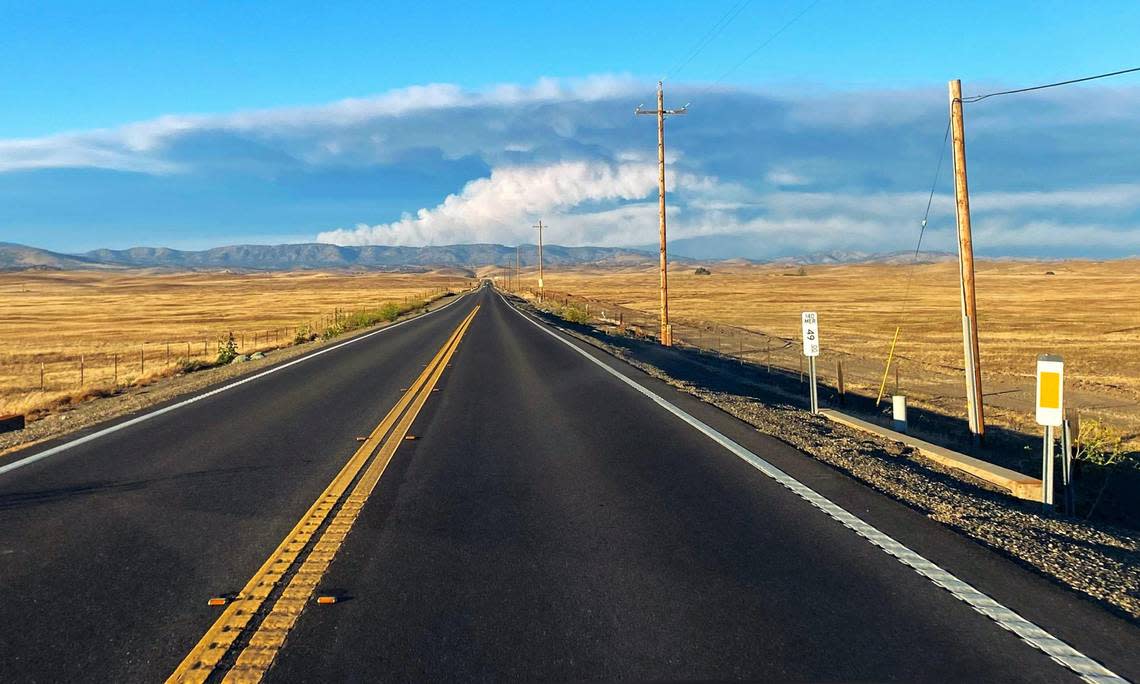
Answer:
(801, 312, 820, 357)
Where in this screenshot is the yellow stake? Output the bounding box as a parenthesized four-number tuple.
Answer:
(876, 326, 901, 406)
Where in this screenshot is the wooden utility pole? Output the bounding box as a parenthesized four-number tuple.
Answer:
(636, 81, 687, 346)
(515, 245, 520, 292)
(949, 79, 986, 441)
(533, 220, 545, 301)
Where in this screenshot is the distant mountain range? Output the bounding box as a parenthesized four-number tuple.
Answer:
(0, 242, 660, 271)
(0, 241, 962, 272)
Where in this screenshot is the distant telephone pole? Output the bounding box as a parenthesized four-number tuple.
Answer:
(515, 245, 520, 293)
(949, 79, 986, 442)
(534, 220, 545, 301)
(636, 81, 687, 346)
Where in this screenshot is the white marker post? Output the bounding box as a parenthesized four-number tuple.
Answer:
(802, 312, 820, 414)
(1035, 354, 1064, 510)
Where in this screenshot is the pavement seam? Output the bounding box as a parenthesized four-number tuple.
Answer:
(501, 291, 1127, 684)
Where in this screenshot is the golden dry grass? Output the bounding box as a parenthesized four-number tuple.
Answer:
(0, 269, 473, 417)
(535, 259, 1140, 444)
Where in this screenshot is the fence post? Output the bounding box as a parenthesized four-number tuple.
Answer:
(40, 362, 45, 391)
(114, 354, 118, 385)
(140, 348, 145, 374)
(766, 339, 772, 373)
(80, 355, 84, 387)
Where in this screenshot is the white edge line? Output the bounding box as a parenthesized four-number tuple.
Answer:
(500, 292, 1127, 684)
(0, 292, 471, 478)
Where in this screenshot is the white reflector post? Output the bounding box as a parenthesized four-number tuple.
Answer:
(1035, 355, 1064, 427)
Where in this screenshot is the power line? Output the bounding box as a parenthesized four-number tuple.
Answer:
(663, 0, 754, 82)
(892, 116, 953, 331)
(909, 118, 952, 269)
(704, 0, 822, 90)
(961, 66, 1140, 103)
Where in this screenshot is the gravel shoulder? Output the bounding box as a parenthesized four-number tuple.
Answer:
(0, 292, 465, 460)
(517, 297, 1140, 623)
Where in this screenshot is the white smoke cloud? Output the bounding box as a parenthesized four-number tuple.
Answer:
(317, 160, 717, 246)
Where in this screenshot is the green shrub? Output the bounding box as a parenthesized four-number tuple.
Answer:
(1073, 420, 1137, 519)
(216, 332, 239, 365)
(1075, 420, 1127, 468)
(560, 306, 591, 324)
(379, 302, 402, 322)
(293, 326, 315, 345)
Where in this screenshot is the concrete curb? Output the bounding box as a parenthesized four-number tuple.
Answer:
(819, 408, 1043, 501)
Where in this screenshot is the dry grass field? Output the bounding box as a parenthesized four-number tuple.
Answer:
(3, 261, 1138, 450)
(0, 269, 472, 418)
(532, 259, 1140, 447)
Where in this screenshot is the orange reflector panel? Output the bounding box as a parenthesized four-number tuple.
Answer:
(316, 596, 337, 605)
(207, 598, 228, 606)
(1039, 371, 1061, 409)
(404, 435, 416, 441)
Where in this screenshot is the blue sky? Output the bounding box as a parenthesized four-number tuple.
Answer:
(2, 0, 1140, 257)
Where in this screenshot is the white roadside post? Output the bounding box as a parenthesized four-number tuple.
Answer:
(1035, 354, 1064, 510)
(802, 312, 820, 414)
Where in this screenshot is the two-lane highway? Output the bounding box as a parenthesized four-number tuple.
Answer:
(1, 285, 1137, 682)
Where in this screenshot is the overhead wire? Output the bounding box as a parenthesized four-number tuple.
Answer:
(701, 0, 822, 93)
(900, 117, 953, 312)
(662, 0, 754, 82)
(960, 66, 1140, 103)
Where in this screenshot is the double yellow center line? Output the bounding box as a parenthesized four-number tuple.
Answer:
(168, 305, 479, 683)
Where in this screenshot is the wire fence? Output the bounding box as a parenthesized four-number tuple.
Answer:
(529, 288, 1140, 452)
(1, 288, 459, 410)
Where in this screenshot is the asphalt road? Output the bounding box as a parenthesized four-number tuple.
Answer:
(1, 285, 1137, 682)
